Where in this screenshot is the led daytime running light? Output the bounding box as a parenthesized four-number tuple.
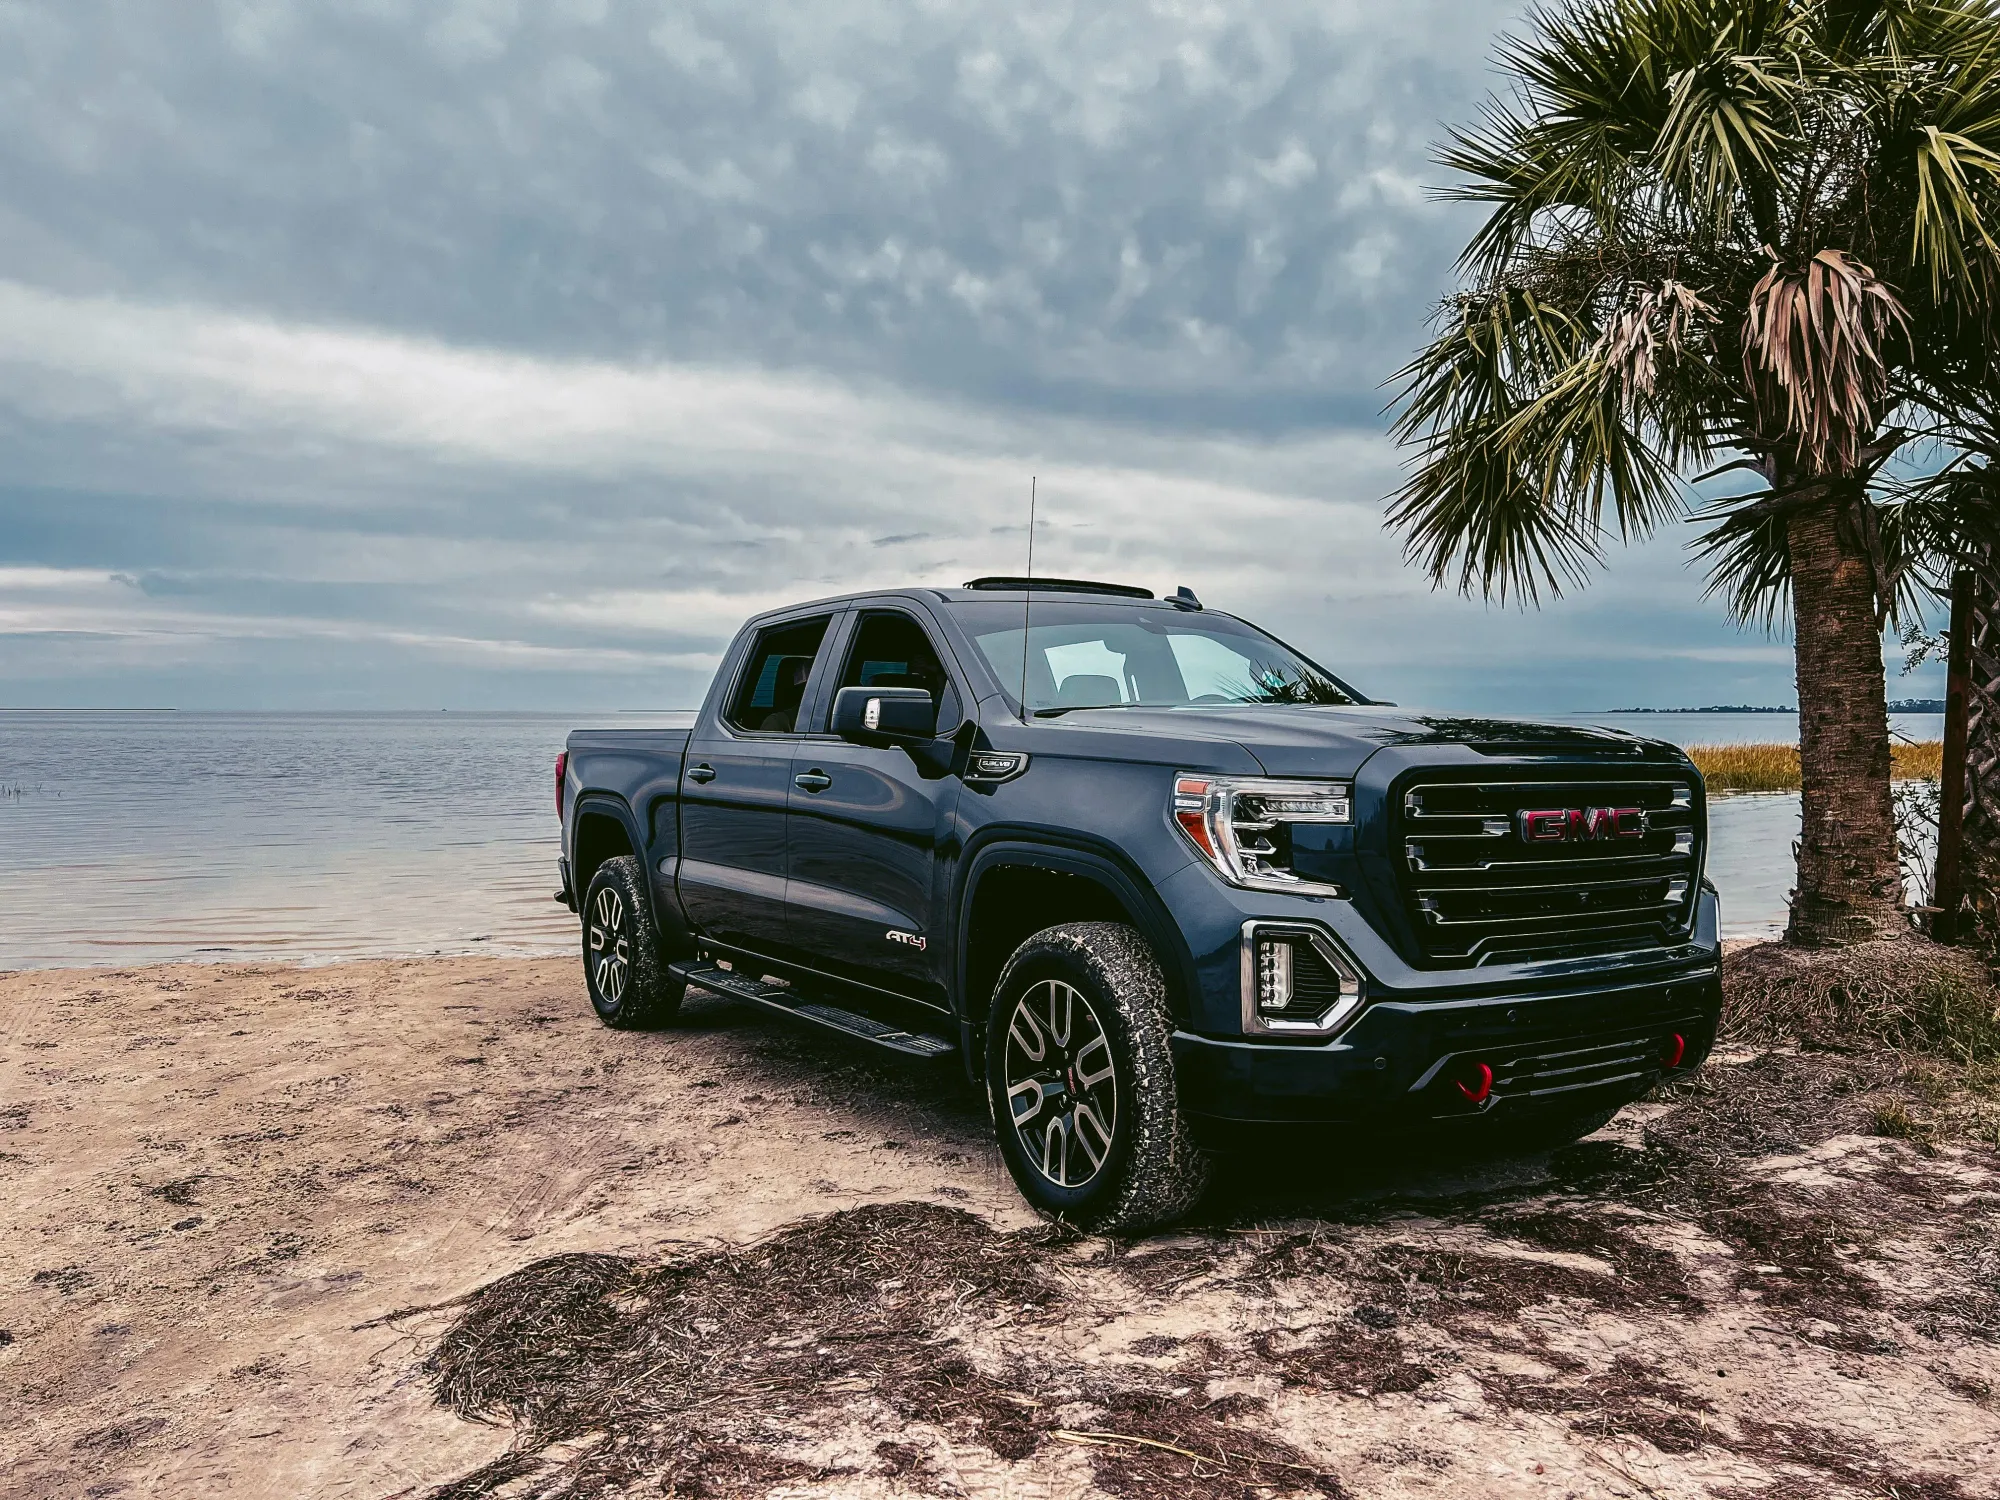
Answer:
(1239, 921, 1366, 1035)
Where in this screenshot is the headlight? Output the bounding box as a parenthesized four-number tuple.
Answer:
(1172, 775, 1350, 896)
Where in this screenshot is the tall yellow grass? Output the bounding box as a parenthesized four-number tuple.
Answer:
(1688, 740, 1942, 793)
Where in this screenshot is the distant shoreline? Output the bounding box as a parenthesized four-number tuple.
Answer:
(1607, 701, 1944, 715)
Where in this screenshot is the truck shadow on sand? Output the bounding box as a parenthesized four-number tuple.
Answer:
(669, 984, 1705, 1224)
(395, 996, 2000, 1500)
(675, 984, 1604, 1222)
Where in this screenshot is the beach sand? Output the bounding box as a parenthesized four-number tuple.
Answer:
(0, 958, 1022, 1498)
(3, 957, 1996, 1498)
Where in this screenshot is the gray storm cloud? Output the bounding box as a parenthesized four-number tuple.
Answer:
(0, 1, 1843, 711)
(3, 0, 1499, 415)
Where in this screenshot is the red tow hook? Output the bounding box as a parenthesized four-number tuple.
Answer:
(1660, 1032, 1687, 1069)
(1455, 1061, 1494, 1104)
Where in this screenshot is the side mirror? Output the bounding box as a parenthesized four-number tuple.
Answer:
(830, 685, 937, 744)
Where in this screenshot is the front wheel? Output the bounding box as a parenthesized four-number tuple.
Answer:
(580, 856, 684, 1030)
(985, 922, 1211, 1232)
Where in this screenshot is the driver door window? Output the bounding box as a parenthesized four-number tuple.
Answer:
(829, 610, 960, 731)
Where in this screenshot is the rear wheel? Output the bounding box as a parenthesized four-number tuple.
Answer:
(580, 856, 684, 1029)
(985, 922, 1210, 1232)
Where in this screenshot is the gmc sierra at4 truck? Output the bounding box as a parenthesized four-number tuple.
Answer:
(556, 578, 1721, 1230)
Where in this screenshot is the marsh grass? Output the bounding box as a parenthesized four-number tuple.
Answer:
(1688, 740, 1941, 793)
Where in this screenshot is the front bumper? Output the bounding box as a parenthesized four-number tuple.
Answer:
(1172, 964, 1720, 1129)
(1152, 850, 1722, 1131)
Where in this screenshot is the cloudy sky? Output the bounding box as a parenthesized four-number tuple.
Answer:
(0, 0, 1898, 713)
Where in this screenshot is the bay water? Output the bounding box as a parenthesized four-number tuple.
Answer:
(0, 710, 1943, 968)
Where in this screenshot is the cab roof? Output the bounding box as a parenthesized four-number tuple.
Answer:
(955, 576, 1153, 599)
(744, 579, 1189, 624)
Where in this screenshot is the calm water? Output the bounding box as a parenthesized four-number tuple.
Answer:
(0, 710, 1944, 968)
(0, 711, 687, 969)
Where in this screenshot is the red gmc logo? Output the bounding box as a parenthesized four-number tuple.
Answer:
(1517, 806, 1648, 843)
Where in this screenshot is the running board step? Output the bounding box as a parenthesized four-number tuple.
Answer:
(669, 961, 955, 1059)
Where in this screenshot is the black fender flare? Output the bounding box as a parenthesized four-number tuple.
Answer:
(953, 829, 1199, 1052)
(570, 794, 671, 940)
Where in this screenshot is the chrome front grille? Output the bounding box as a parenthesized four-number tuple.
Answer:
(1396, 774, 1701, 965)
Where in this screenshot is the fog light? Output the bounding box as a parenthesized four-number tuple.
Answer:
(1238, 923, 1364, 1036)
(1256, 937, 1296, 1016)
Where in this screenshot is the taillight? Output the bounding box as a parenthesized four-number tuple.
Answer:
(555, 751, 568, 819)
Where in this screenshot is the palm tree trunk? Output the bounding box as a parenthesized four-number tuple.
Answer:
(1784, 498, 1903, 944)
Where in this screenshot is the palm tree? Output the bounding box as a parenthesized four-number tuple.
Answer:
(1391, 0, 2000, 945)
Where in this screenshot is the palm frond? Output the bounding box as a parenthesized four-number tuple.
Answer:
(1742, 248, 1911, 472)
(1596, 278, 1718, 398)
(1884, 454, 2000, 588)
(1911, 122, 2000, 290)
(1389, 279, 1689, 602)
(1694, 490, 1794, 628)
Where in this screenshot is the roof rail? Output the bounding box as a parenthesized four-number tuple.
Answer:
(960, 576, 1154, 599)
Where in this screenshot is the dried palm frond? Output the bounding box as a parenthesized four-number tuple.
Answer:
(1596, 278, 1717, 402)
(1742, 248, 1910, 474)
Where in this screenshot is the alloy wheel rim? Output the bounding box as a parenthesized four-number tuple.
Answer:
(588, 885, 631, 1006)
(1003, 978, 1118, 1189)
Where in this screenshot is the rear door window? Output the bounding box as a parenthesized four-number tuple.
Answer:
(724, 616, 833, 734)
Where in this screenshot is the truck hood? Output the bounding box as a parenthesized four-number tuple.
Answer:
(1041, 704, 1657, 779)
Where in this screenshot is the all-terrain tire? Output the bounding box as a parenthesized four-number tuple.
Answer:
(985, 922, 1211, 1232)
(580, 856, 685, 1030)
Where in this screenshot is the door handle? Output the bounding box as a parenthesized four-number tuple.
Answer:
(686, 763, 717, 784)
(793, 770, 833, 793)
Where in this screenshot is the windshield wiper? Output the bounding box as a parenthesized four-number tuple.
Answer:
(1032, 702, 1160, 718)
(1035, 696, 1357, 717)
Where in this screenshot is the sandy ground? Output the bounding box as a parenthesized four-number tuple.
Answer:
(2, 956, 1997, 1499)
(0, 958, 1026, 1498)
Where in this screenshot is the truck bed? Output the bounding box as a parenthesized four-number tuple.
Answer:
(565, 726, 694, 802)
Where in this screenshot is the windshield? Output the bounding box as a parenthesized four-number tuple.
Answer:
(953, 600, 1361, 713)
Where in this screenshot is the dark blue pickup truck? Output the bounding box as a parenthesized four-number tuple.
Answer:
(557, 579, 1721, 1229)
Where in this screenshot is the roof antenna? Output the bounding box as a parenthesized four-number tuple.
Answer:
(1018, 476, 1036, 721)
